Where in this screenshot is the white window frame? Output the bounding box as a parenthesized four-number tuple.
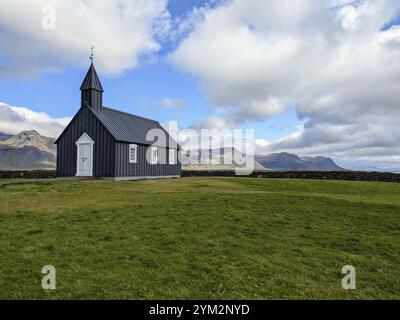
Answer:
(129, 144, 138, 164)
(169, 149, 176, 165)
(151, 147, 158, 165)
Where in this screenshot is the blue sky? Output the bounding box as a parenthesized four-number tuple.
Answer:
(0, 0, 299, 142)
(168, 0, 209, 16)
(0, 61, 300, 142)
(0, 1, 209, 119)
(0, 0, 400, 171)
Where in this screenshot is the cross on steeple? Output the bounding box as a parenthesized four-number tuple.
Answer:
(80, 49, 104, 110)
(89, 45, 95, 62)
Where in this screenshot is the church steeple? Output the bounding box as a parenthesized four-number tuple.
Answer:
(80, 60, 104, 109)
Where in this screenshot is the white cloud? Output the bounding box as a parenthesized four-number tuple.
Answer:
(0, 102, 70, 138)
(378, 25, 400, 44)
(337, 5, 359, 30)
(159, 98, 186, 108)
(191, 116, 235, 130)
(0, 0, 170, 76)
(171, 0, 400, 168)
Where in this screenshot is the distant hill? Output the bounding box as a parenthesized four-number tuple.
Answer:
(182, 149, 346, 172)
(0, 132, 12, 141)
(0, 130, 56, 170)
(255, 152, 346, 171)
(0, 133, 347, 172)
(183, 147, 267, 171)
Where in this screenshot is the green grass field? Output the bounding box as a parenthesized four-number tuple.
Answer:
(0, 177, 399, 299)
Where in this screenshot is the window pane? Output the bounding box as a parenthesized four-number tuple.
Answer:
(169, 149, 175, 164)
(129, 145, 137, 163)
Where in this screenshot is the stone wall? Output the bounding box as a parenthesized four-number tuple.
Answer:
(1, 170, 399, 183)
(182, 170, 400, 183)
(0, 170, 57, 179)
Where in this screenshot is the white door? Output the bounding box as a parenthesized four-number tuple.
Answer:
(75, 133, 94, 177)
(77, 143, 92, 176)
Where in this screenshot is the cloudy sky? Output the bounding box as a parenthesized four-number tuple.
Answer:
(0, 0, 400, 171)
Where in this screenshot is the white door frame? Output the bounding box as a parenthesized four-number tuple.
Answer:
(75, 133, 94, 177)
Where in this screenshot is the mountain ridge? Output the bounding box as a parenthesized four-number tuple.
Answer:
(255, 152, 346, 171)
(0, 132, 346, 171)
(182, 149, 346, 171)
(0, 130, 56, 170)
(0, 132, 13, 141)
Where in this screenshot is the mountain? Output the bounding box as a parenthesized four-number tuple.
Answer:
(255, 152, 346, 171)
(182, 149, 346, 171)
(2, 130, 56, 155)
(0, 130, 56, 170)
(183, 147, 267, 171)
(300, 156, 346, 171)
(0, 132, 12, 141)
(0, 132, 346, 172)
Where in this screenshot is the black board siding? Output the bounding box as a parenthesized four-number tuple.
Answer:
(56, 107, 115, 177)
(81, 90, 102, 110)
(115, 142, 181, 177)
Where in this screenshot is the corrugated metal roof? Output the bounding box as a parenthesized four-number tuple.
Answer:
(80, 63, 104, 92)
(90, 107, 179, 148)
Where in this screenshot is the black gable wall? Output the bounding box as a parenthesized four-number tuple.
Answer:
(57, 107, 116, 177)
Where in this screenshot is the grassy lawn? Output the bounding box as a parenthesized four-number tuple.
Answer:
(0, 177, 399, 299)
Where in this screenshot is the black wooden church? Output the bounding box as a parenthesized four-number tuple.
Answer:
(55, 62, 181, 180)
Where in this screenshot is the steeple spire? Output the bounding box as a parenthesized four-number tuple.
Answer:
(80, 55, 103, 109)
(80, 63, 104, 92)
